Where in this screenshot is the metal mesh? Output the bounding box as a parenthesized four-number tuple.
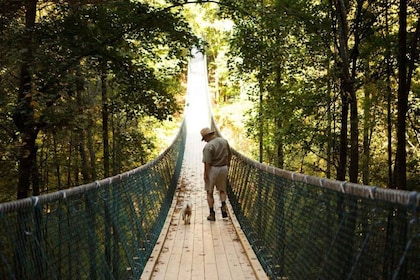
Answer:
(227, 150, 420, 280)
(0, 121, 186, 280)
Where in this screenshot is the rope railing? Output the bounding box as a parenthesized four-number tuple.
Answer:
(0, 121, 186, 280)
(226, 147, 419, 279)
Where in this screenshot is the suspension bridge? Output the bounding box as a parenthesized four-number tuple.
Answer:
(0, 51, 419, 280)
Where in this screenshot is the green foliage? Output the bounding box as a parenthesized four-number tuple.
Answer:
(214, 0, 419, 189)
(0, 0, 199, 201)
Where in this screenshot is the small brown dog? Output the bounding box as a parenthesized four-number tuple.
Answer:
(182, 203, 192, 225)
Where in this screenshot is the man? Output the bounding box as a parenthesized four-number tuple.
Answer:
(200, 127, 232, 221)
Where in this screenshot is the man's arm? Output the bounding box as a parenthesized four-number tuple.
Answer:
(204, 162, 211, 183)
(226, 142, 232, 168)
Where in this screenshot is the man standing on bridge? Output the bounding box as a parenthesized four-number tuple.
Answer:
(200, 127, 232, 221)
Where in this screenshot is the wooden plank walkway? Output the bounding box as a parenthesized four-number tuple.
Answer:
(140, 130, 267, 280)
(140, 50, 267, 280)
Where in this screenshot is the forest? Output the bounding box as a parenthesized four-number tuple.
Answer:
(0, 0, 419, 203)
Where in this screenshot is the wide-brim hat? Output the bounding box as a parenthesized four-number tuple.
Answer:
(200, 127, 214, 141)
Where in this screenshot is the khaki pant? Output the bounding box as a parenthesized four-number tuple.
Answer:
(205, 165, 228, 192)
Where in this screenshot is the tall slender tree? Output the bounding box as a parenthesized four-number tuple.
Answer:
(14, 0, 38, 198)
(394, 0, 420, 190)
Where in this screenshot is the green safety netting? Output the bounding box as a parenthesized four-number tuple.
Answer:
(0, 121, 186, 280)
(1, 111, 419, 280)
(227, 149, 419, 279)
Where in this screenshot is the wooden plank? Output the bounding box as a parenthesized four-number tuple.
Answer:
(140, 189, 178, 280)
(178, 215, 194, 278)
(219, 218, 248, 279)
(226, 201, 269, 279)
(140, 129, 268, 280)
(191, 195, 205, 279)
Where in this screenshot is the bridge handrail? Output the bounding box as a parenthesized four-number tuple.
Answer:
(0, 121, 185, 214)
(231, 150, 419, 207)
(0, 119, 186, 279)
(211, 119, 419, 279)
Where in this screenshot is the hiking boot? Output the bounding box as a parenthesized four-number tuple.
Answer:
(207, 212, 215, 221)
(221, 205, 228, 218)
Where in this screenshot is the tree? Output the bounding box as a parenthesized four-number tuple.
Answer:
(1, 0, 199, 199)
(216, 0, 419, 190)
(394, 0, 420, 191)
(13, 0, 39, 198)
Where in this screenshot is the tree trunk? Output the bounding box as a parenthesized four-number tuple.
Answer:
(362, 89, 371, 185)
(349, 91, 359, 183)
(275, 66, 284, 169)
(101, 64, 110, 178)
(258, 77, 263, 163)
(111, 113, 119, 175)
(67, 132, 73, 187)
(335, 0, 350, 182)
(31, 145, 40, 196)
(88, 117, 97, 181)
(385, 0, 393, 188)
(326, 72, 333, 179)
(76, 74, 90, 184)
(335, 0, 361, 184)
(337, 93, 348, 182)
(111, 115, 124, 175)
(394, 0, 408, 190)
(334, 2, 359, 278)
(392, 4, 420, 278)
(395, 4, 420, 190)
(348, 0, 364, 184)
(53, 130, 62, 190)
(13, 0, 38, 199)
(79, 130, 90, 184)
(276, 138, 284, 169)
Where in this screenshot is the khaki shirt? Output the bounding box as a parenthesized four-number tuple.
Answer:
(202, 137, 231, 166)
